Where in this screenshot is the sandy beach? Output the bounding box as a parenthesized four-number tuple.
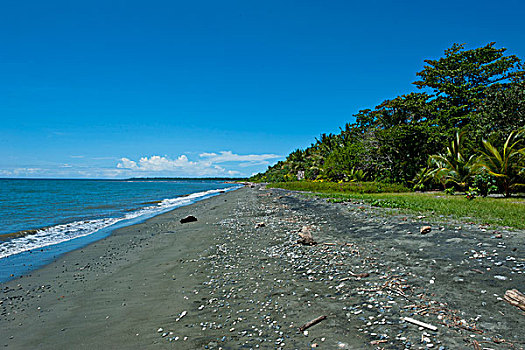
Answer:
(1, 185, 524, 349)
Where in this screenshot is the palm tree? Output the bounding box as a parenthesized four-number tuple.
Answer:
(478, 130, 525, 197)
(286, 149, 306, 178)
(429, 158, 450, 190)
(430, 132, 479, 191)
(413, 156, 442, 191)
(346, 167, 367, 182)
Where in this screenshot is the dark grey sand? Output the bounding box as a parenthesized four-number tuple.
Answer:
(1, 185, 524, 349)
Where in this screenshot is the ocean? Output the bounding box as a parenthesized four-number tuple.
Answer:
(0, 179, 240, 282)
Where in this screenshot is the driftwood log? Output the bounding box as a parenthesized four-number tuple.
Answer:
(339, 271, 370, 281)
(297, 225, 317, 246)
(403, 317, 437, 331)
(504, 289, 525, 312)
(298, 315, 327, 332)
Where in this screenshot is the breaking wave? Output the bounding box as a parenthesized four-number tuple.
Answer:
(0, 186, 238, 259)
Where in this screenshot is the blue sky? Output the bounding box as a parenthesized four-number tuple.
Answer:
(1, 0, 524, 178)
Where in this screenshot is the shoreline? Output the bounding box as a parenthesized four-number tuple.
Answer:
(1, 185, 523, 349)
(1, 187, 242, 348)
(0, 185, 240, 282)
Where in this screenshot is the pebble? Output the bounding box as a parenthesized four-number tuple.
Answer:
(420, 226, 432, 234)
(4, 187, 522, 350)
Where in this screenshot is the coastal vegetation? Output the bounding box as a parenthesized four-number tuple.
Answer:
(268, 183, 525, 229)
(252, 43, 525, 198)
(266, 181, 409, 194)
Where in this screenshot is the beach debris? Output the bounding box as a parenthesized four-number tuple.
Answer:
(298, 315, 327, 332)
(403, 317, 437, 331)
(8, 185, 521, 350)
(255, 222, 265, 228)
(180, 216, 197, 224)
(339, 270, 369, 281)
(297, 225, 317, 245)
(370, 339, 388, 345)
(175, 310, 187, 321)
(420, 226, 432, 234)
(503, 289, 525, 311)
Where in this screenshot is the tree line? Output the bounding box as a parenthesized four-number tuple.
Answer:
(251, 43, 525, 196)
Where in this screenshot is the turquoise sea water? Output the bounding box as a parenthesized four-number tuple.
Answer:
(0, 179, 239, 282)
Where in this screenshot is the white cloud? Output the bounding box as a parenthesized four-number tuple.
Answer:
(91, 156, 118, 160)
(199, 152, 218, 157)
(117, 155, 228, 176)
(199, 151, 280, 164)
(0, 168, 44, 177)
(116, 151, 280, 177)
(75, 168, 126, 178)
(137, 155, 195, 171)
(0, 164, 128, 179)
(117, 158, 138, 170)
(0, 151, 280, 179)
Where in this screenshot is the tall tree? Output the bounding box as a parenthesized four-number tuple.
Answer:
(477, 81, 525, 141)
(252, 43, 524, 188)
(355, 93, 447, 183)
(413, 43, 523, 131)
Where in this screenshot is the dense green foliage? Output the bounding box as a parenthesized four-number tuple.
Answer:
(251, 43, 525, 195)
(478, 130, 525, 197)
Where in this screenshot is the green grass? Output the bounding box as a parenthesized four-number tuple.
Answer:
(266, 181, 409, 194)
(268, 181, 525, 229)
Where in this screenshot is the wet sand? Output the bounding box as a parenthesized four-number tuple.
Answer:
(1, 185, 524, 349)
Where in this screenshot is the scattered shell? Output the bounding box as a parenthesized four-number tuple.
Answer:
(420, 226, 432, 234)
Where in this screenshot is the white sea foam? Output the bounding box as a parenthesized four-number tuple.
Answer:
(0, 186, 238, 259)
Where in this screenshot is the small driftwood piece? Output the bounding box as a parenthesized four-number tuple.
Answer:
(370, 340, 388, 345)
(504, 289, 525, 311)
(339, 270, 369, 282)
(298, 315, 327, 332)
(297, 226, 317, 246)
(403, 317, 437, 331)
